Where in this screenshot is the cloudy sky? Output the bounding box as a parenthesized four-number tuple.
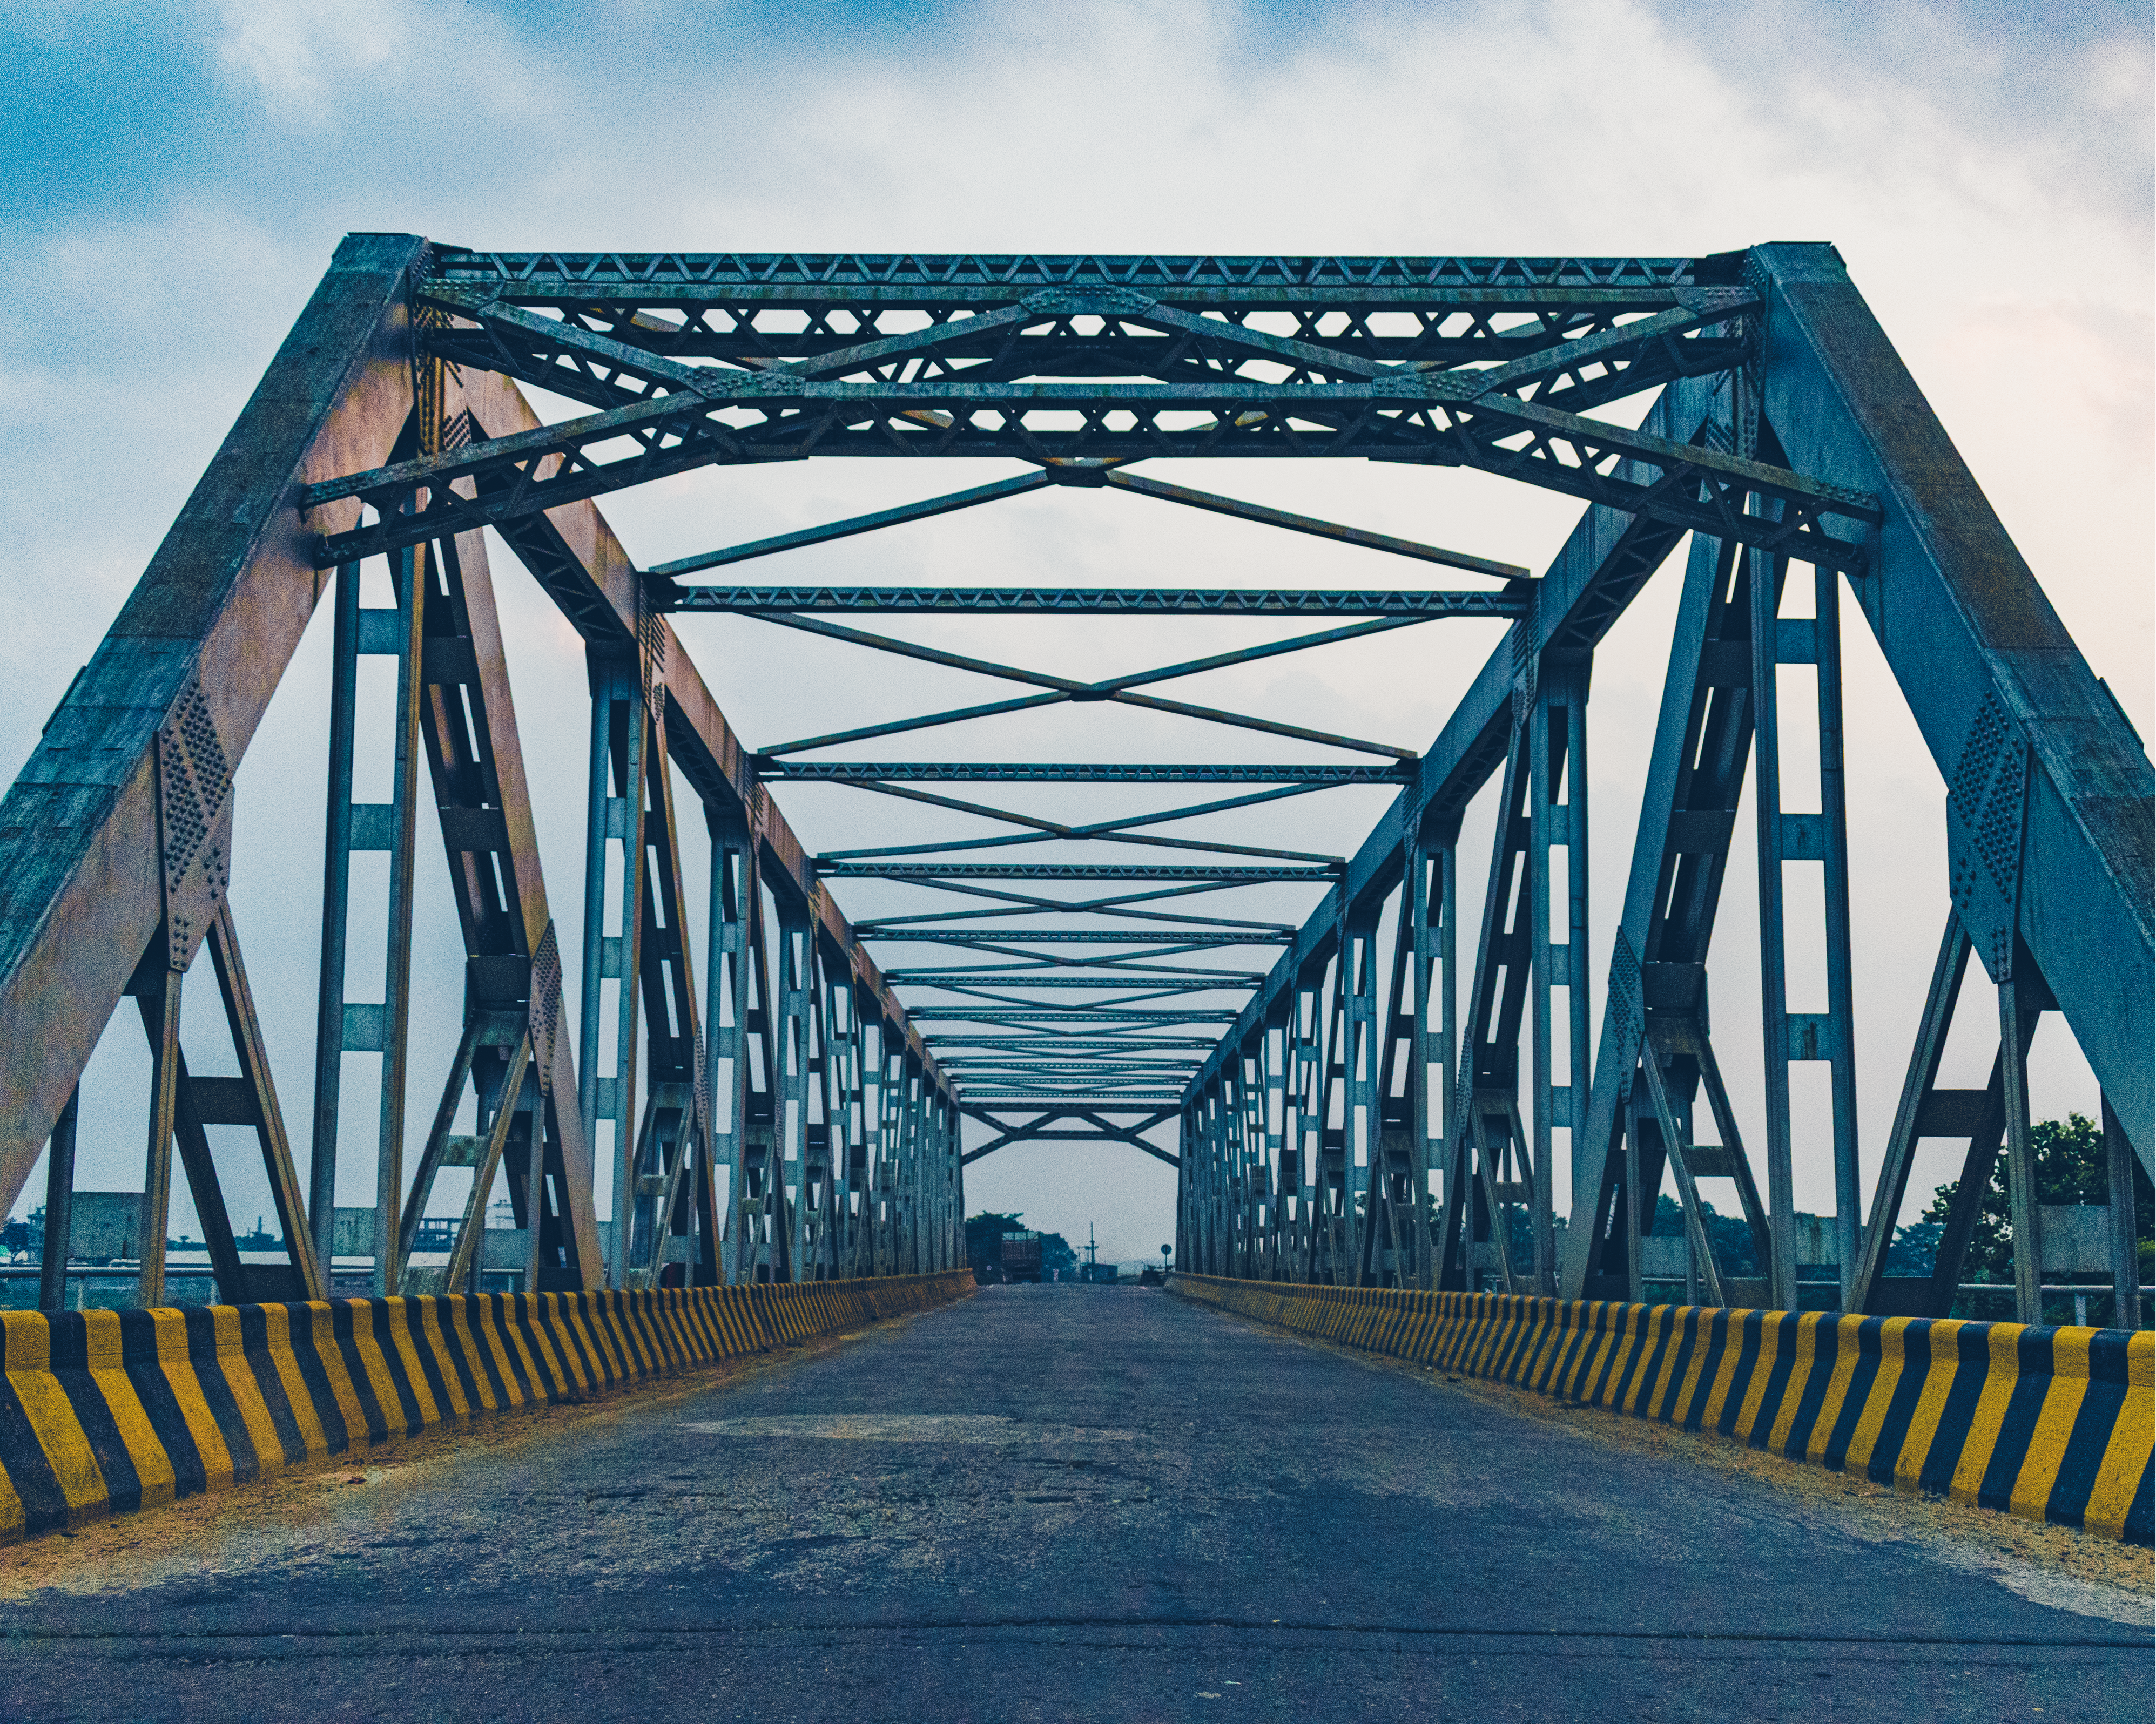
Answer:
(2, 0, 2148, 1269)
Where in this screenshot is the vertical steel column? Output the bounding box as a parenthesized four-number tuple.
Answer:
(1343, 910, 1379, 1285)
(308, 546, 428, 1294)
(1292, 973, 1323, 1281)
(37, 1087, 78, 1314)
(578, 652, 648, 1289)
(370, 542, 429, 1296)
(948, 1086, 965, 1272)
(1998, 974, 2043, 1324)
(1530, 666, 1588, 1297)
(2103, 1093, 2142, 1329)
(1264, 1003, 1289, 1280)
(921, 1077, 937, 1275)
(1407, 842, 1434, 1290)
(1181, 1103, 1198, 1267)
(895, 1054, 920, 1275)
(877, 1039, 901, 1275)
(1438, 844, 1458, 1287)
(777, 911, 813, 1280)
(309, 562, 361, 1275)
(1751, 550, 1861, 1309)
(940, 1087, 958, 1270)
(136, 968, 183, 1309)
(705, 808, 752, 1282)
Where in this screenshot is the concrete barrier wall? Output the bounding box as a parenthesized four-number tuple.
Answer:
(1169, 1275, 2152, 1546)
(0, 1272, 975, 1542)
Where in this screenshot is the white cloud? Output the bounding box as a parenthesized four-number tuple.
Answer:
(214, 0, 410, 123)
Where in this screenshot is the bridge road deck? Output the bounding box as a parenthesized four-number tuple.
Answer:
(0, 1287, 2147, 1722)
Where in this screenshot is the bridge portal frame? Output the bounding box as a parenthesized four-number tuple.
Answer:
(0, 241, 2144, 1321)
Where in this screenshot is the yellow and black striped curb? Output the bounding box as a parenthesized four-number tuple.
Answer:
(1169, 1274, 2153, 1545)
(0, 1270, 975, 1543)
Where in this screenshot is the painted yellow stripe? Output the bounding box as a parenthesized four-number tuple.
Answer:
(484, 1297, 544, 1404)
(147, 1310, 233, 1490)
(1890, 1320, 1968, 1493)
(2009, 1330, 2091, 1523)
(2080, 1332, 2155, 1540)
(379, 1300, 442, 1430)
(1669, 1310, 1718, 1426)
(413, 1299, 473, 1422)
(80, 1311, 176, 1510)
(1948, 1324, 2026, 1507)
(1730, 1312, 1793, 1443)
(1798, 1316, 1865, 1463)
(3, 1315, 107, 1516)
(207, 1306, 288, 1477)
(343, 1301, 416, 1439)
(1698, 1313, 1753, 1431)
(1766, 1315, 1825, 1455)
(306, 1302, 374, 1451)
(1841, 1318, 1912, 1475)
(257, 1304, 331, 1458)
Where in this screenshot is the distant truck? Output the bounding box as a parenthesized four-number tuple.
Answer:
(1000, 1230, 1043, 1283)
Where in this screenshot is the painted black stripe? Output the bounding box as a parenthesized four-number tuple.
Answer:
(1716, 1312, 1768, 1437)
(1817, 1320, 1884, 1471)
(112, 1313, 207, 1500)
(1742, 1317, 1803, 1451)
(391, 1302, 459, 1422)
(423, 1298, 489, 1414)
(508, 1296, 567, 1397)
(472, 1293, 535, 1396)
(359, 1302, 427, 1432)
(1780, 1319, 1844, 1461)
(43, 1315, 143, 1514)
(1650, 1309, 1704, 1424)
(462, 1296, 517, 1407)
(0, 1370, 72, 1534)
(179, 1309, 260, 1482)
(233, 1306, 307, 1464)
(265, 1303, 346, 1458)
(1678, 1311, 1733, 1431)
(326, 1301, 392, 1442)
(547, 1296, 603, 1388)
(1862, 1321, 1938, 1488)
(1976, 1327, 2057, 1513)
(2044, 1348, 2128, 1529)
(1917, 1323, 1998, 1497)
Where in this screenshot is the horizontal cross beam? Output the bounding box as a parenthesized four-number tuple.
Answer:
(818, 863, 1337, 880)
(758, 762, 1406, 782)
(906, 1009, 1239, 1022)
(889, 974, 1262, 989)
(857, 929, 1289, 945)
(666, 585, 1528, 614)
(430, 249, 1702, 298)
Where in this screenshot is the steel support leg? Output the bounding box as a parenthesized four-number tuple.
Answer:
(308, 545, 428, 1295)
(579, 653, 648, 1288)
(2104, 1092, 2143, 1329)
(37, 1087, 78, 1314)
(1531, 664, 1588, 1296)
(1999, 972, 2043, 1324)
(1752, 550, 1861, 1310)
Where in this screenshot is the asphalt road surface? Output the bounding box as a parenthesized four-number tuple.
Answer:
(1, 1286, 2148, 1721)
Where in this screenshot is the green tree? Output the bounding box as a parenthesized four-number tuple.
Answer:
(1036, 1232, 1080, 1276)
(1918, 1113, 2153, 1282)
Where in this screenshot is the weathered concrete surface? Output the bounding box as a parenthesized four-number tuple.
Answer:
(0, 1286, 2148, 1721)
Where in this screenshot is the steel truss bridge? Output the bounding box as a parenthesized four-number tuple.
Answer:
(0, 240, 2147, 1323)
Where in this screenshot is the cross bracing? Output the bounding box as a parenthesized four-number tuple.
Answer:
(0, 236, 2146, 1326)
